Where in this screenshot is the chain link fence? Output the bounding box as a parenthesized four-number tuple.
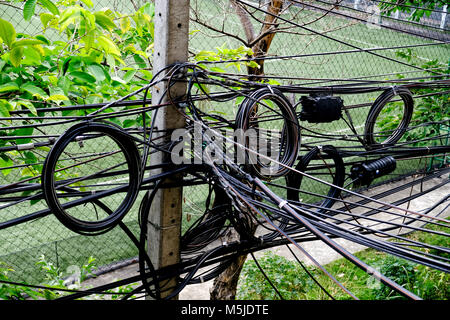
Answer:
(0, 0, 448, 285)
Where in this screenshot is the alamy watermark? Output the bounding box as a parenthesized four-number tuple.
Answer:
(170, 122, 283, 176)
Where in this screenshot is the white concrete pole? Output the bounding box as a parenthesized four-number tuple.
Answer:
(147, 0, 190, 300)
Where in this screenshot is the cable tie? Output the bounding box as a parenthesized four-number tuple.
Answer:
(278, 200, 288, 209)
(17, 143, 35, 151)
(318, 145, 323, 154)
(267, 85, 274, 95)
(222, 241, 228, 247)
(75, 136, 84, 148)
(391, 86, 397, 95)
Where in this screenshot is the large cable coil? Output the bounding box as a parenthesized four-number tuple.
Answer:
(364, 87, 414, 149)
(286, 145, 345, 215)
(41, 121, 142, 235)
(235, 87, 300, 179)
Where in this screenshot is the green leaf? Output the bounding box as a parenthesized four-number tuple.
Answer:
(21, 83, 48, 98)
(24, 0, 38, 21)
(123, 69, 136, 83)
(0, 157, 13, 176)
(133, 54, 147, 68)
(11, 39, 45, 48)
(119, 16, 131, 33)
(123, 119, 137, 128)
(11, 127, 34, 144)
(40, 12, 55, 28)
(111, 76, 126, 85)
(17, 101, 37, 116)
(39, 0, 59, 16)
(35, 35, 51, 45)
(58, 7, 81, 32)
(94, 12, 117, 31)
(0, 101, 11, 117)
(61, 57, 71, 75)
(0, 82, 19, 93)
(57, 75, 71, 95)
(139, 69, 152, 80)
(9, 46, 24, 67)
(69, 71, 96, 83)
(30, 199, 41, 206)
(87, 64, 106, 82)
(0, 18, 16, 47)
(83, 29, 95, 52)
(97, 35, 121, 57)
(80, 0, 94, 8)
(47, 94, 69, 101)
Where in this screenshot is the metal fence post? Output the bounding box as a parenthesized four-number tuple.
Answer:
(147, 0, 190, 300)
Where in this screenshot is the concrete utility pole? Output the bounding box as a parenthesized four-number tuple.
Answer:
(148, 0, 190, 300)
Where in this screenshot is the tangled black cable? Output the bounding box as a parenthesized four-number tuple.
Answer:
(41, 121, 142, 235)
(0, 57, 448, 301)
(286, 145, 345, 214)
(364, 87, 415, 149)
(235, 87, 300, 179)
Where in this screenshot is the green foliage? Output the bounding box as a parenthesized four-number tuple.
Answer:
(34, 254, 98, 299)
(0, 262, 41, 300)
(238, 220, 450, 300)
(371, 256, 417, 300)
(378, 0, 448, 22)
(237, 249, 449, 300)
(0, 0, 158, 188)
(0, 255, 137, 300)
(0, 255, 97, 300)
(237, 251, 316, 300)
(0, 1, 155, 109)
(378, 49, 449, 147)
(194, 43, 259, 73)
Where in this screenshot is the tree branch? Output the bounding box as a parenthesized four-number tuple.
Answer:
(248, 0, 284, 77)
(230, 0, 256, 44)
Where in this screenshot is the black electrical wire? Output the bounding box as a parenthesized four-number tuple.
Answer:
(249, 252, 285, 300)
(1, 59, 449, 301)
(234, 86, 300, 178)
(364, 87, 415, 149)
(41, 121, 142, 235)
(286, 145, 345, 214)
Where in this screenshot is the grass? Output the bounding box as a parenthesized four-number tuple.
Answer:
(237, 219, 450, 300)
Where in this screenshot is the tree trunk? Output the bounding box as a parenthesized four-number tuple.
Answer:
(210, 222, 257, 300)
(210, 3, 283, 301)
(248, 0, 284, 78)
(210, 253, 249, 300)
